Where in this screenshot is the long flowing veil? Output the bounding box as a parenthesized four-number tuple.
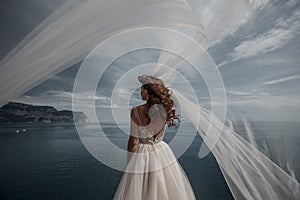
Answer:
(0, 0, 299, 199)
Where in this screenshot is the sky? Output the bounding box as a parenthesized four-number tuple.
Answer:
(1, 0, 300, 122)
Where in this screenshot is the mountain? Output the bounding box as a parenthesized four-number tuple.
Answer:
(0, 102, 88, 124)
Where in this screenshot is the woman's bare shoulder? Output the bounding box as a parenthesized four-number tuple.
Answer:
(130, 105, 144, 118)
(134, 104, 146, 111)
(131, 104, 148, 124)
(130, 105, 144, 117)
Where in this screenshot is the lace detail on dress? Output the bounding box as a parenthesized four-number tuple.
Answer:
(138, 128, 165, 145)
(133, 106, 166, 145)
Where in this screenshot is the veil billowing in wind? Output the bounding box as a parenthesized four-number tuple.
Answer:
(0, 0, 299, 199)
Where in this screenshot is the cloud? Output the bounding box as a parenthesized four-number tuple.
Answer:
(14, 88, 141, 112)
(227, 93, 300, 107)
(14, 90, 112, 109)
(248, 0, 270, 9)
(44, 90, 111, 101)
(13, 94, 72, 111)
(218, 7, 300, 68)
(225, 88, 272, 102)
(240, 0, 271, 25)
(226, 90, 255, 96)
(234, 11, 299, 60)
(222, 87, 299, 108)
(263, 75, 300, 85)
(231, 29, 293, 60)
(286, 0, 299, 7)
(227, 94, 300, 121)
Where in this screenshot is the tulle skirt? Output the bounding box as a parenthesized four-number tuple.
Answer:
(113, 141, 196, 200)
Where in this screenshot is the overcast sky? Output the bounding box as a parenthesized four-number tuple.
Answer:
(1, 0, 300, 122)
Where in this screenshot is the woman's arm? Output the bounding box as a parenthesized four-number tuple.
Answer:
(128, 108, 139, 152)
(127, 135, 138, 152)
(127, 108, 139, 163)
(127, 135, 138, 165)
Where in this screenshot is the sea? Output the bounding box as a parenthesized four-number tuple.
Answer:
(0, 121, 299, 200)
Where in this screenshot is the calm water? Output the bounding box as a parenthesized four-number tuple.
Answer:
(0, 121, 299, 200)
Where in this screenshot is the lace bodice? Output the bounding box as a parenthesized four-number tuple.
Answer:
(133, 106, 166, 145)
(138, 125, 166, 145)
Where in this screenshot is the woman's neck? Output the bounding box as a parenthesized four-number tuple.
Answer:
(145, 100, 154, 108)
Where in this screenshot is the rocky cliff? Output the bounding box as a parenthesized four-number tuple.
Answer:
(0, 102, 88, 123)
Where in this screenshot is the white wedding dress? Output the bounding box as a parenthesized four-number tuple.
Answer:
(113, 107, 196, 200)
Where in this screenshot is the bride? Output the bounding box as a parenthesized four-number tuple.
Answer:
(113, 75, 196, 200)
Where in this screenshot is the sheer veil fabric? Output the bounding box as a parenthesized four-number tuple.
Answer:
(1, 0, 300, 199)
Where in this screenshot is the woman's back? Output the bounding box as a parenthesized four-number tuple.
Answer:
(132, 104, 166, 142)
